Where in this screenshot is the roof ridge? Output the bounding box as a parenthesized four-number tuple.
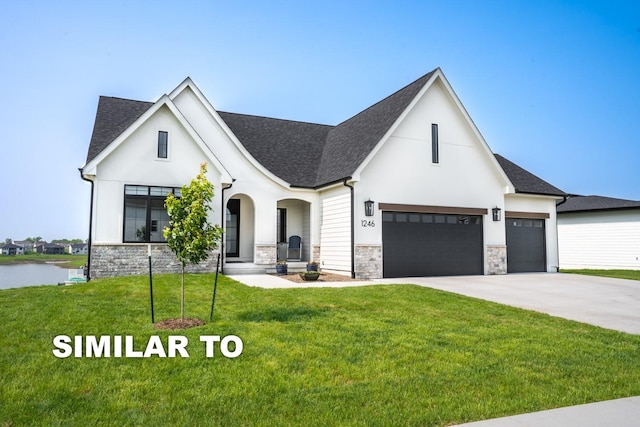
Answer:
(99, 95, 153, 104)
(582, 194, 639, 200)
(558, 194, 640, 212)
(218, 111, 334, 128)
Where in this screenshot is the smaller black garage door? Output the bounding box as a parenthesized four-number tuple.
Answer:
(506, 218, 546, 273)
(382, 212, 483, 277)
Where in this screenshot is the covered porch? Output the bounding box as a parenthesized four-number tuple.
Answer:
(222, 196, 313, 274)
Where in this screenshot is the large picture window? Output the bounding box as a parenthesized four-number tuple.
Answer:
(123, 185, 181, 243)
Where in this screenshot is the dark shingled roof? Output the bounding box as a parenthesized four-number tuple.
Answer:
(557, 195, 640, 213)
(494, 154, 566, 197)
(218, 112, 332, 187)
(85, 96, 153, 164)
(84, 72, 564, 197)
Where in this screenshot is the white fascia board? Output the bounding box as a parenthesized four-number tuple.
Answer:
(351, 68, 515, 193)
(168, 78, 292, 189)
(507, 192, 566, 202)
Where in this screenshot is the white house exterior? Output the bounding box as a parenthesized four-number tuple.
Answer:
(1, 243, 24, 256)
(69, 244, 88, 255)
(558, 195, 640, 270)
(80, 68, 565, 279)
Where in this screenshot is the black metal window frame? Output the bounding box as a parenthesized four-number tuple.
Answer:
(431, 123, 439, 164)
(225, 199, 240, 257)
(277, 208, 287, 243)
(123, 185, 181, 243)
(157, 131, 168, 159)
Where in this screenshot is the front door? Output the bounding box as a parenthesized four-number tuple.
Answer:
(226, 199, 240, 257)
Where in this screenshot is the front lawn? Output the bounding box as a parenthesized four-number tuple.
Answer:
(2, 274, 640, 426)
(562, 269, 640, 281)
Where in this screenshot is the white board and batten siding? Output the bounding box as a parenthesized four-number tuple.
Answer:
(558, 210, 640, 270)
(320, 193, 351, 272)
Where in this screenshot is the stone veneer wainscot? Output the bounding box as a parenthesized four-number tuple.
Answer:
(355, 245, 382, 279)
(90, 244, 220, 279)
(487, 245, 507, 275)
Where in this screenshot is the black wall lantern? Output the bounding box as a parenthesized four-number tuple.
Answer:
(364, 199, 375, 217)
(492, 207, 502, 222)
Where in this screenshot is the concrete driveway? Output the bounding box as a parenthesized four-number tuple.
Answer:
(233, 272, 640, 334)
(382, 273, 640, 335)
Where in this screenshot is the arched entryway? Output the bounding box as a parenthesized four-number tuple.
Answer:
(225, 194, 255, 263)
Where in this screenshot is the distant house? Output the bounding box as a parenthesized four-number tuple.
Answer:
(34, 242, 65, 255)
(45, 243, 65, 255)
(80, 68, 565, 279)
(33, 242, 46, 254)
(1, 243, 24, 256)
(13, 241, 34, 253)
(557, 195, 640, 270)
(69, 243, 88, 255)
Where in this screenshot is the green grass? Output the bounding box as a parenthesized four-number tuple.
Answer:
(2, 275, 640, 426)
(0, 254, 87, 268)
(562, 269, 640, 281)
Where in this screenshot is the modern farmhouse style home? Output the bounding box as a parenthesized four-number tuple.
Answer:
(80, 68, 565, 279)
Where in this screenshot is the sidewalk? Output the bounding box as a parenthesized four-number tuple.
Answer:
(228, 273, 640, 426)
(454, 396, 640, 426)
(225, 273, 380, 289)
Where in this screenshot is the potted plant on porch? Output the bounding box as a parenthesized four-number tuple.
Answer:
(306, 261, 319, 272)
(276, 259, 288, 275)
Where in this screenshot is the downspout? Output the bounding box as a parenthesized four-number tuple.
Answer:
(343, 179, 356, 279)
(78, 168, 94, 282)
(555, 195, 568, 272)
(220, 180, 235, 275)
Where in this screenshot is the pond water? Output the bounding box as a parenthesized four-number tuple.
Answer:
(0, 264, 70, 290)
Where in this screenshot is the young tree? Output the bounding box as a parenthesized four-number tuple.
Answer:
(163, 163, 223, 320)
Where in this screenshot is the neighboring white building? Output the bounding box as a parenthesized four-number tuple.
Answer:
(1, 243, 24, 256)
(69, 243, 88, 255)
(558, 195, 640, 270)
(80, 68, 565, 279)
(13, 241, 34, 253)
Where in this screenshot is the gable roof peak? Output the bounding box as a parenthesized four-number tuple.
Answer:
(335, 68, 439, 128)
(315, 69, 439, 185)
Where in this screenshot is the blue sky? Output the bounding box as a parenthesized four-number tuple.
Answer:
(2, 0, 639, 241)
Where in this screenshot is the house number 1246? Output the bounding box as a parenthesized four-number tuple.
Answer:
(361, 220, 375, 227)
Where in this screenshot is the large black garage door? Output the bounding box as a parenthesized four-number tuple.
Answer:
(382, 212, 483, 278)
(506, 218, 546, 273)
